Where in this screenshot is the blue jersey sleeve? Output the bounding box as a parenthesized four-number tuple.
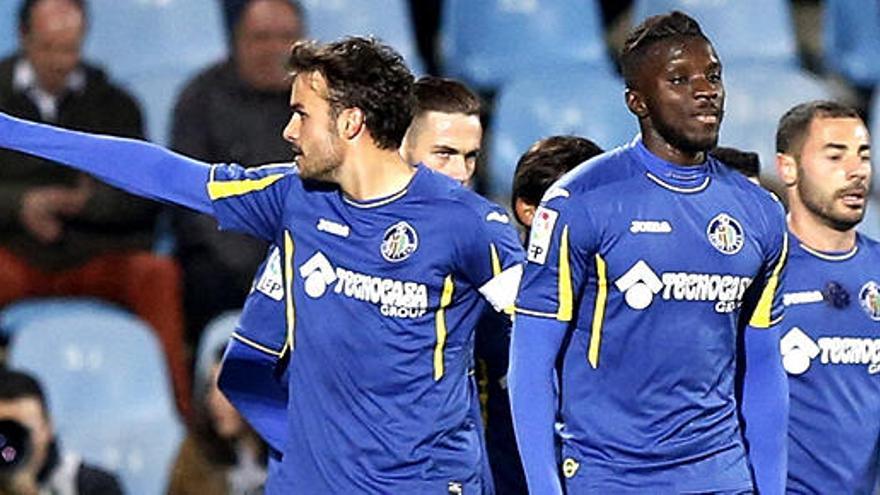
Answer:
(456, 204, 525, 313)
(740, 203, 789, 495)
(516, 192, 599, 321)
(0, 111, 212, 214)
(208, 163, 298, 242)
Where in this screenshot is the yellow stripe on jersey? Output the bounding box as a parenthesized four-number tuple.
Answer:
(207, 173, 285, 200)
(434, 275, 455, 381)
(588, 254, 608, 368)
(284, 231, 296, 350)
(557, 225, 573, 321)
(231, 332, 285, 357)
(489, 243, 515, 315)
(749, 232, 789, 328)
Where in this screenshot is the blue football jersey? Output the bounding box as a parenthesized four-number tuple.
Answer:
(515, 139, 787, 493)
(209, 163, 524, 494)
(782, 233, 880, 494)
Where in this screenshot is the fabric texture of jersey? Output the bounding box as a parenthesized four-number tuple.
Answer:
(515, 139, 787, 493)
(209, 163, 524, 494)
(783, 233, 880, 494)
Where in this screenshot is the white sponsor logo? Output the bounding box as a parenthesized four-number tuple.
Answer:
(254, 246, 284, 301)
(527, 207, 558, 265)
(299, 251, 428, 318)
(782, 326, 880, 375)
(783, 290, 824, 307)
(615, 260, 752, 313)
(486, 211, 510, 224)
(629, 220, 672, 234)
(542, 187, 569, 202)
(316, 218, 350, 238)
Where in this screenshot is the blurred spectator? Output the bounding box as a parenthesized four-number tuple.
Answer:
(0, 368, 122, 495)
(167, 346, 267, 495)
(511, 135, 604, 231)
(402, 75, 482, 185)
(0, 0, 190, 419)
(171, 0, 303, 346)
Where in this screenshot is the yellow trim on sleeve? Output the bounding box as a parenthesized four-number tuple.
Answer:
(587, 254, 608, 368)
(749, 232, 789, 329)
(283, 231, 296, 350)
(434, 275, 455, 381)
(231, 332, 285, 357)
(557, 225, 573, 321)
(207, 173, 285, 200)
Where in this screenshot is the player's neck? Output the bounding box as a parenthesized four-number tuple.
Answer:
(337, 146, 415, 201)
(641, 128, 706, 165)
(788, 211, 857, 253)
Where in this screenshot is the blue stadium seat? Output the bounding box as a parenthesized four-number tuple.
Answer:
(7, 298, 183, 495)
(631, 0, 798, 67)
(719, 66, 831, 179)
(299, 0, 425, 75)
(0, 1, 18, 58)
(441, 0, 612, 90)
(80, 0, 228, 144)
(487, 67, 637, 200)
(823, 0, 880, 89)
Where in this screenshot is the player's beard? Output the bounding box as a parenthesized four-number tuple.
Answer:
(797, 163, 866, 232)
(298, 127, 344, 182)
(653, 111, 721, 156)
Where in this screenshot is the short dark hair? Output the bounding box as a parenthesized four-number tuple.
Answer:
(620, 11, 709, 88)
(18, 0, 87, 35)
(711, 146, 760, 179)
(776, 100, 862, 159)
(412, 76, 481, 118)
(287, 36, 415, 150)
(0, 368, 49, 417)
(511, 135, 604, 217)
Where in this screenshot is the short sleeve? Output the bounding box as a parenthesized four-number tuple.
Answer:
(745, 201, 788, 329)
(457, 205, 526, 313)
(208, 163, 298, 241)
(516, 190, 599, 321)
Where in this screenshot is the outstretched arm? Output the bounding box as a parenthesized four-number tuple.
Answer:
(508, 314, 567, 495)
(0, 112, 213, 214)
(741, 323, 788, 495)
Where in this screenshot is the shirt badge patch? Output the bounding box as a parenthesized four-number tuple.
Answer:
(255, 246, 284, 301)
(858, 281, 880, 320)
(381, 221, 419, 262)
(706, 213, 744, 255)
(527, 207, 558, 265)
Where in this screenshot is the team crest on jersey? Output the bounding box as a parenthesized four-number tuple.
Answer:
(381, 221, 419, 262)
(858, 281, 880, 320)
(706, 213, 744, 255)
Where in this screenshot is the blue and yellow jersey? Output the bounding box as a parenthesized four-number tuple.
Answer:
(209, 163, 524, 494)
(515, 139, 787, 493)
(782, 233, 880, 494)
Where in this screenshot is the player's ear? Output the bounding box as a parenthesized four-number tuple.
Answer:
(338, 107, 365, 140)
(625, 88, 648, 119)
(776, 152, 798, 186)
(515, 198, 537, 228)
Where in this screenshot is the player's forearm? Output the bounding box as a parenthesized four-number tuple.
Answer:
(508, 314, 566, 495)
(0, 112, 213, 214)
(741, 324, 788, 495)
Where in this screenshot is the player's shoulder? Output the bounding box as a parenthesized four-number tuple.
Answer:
(857, 232, 880, 257)
(210, 162, 299, 182)
(712, 159, 783, 209)
(418, 166, 515, 227)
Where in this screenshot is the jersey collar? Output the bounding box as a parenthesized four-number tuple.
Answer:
(634, 138, 711, 193)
